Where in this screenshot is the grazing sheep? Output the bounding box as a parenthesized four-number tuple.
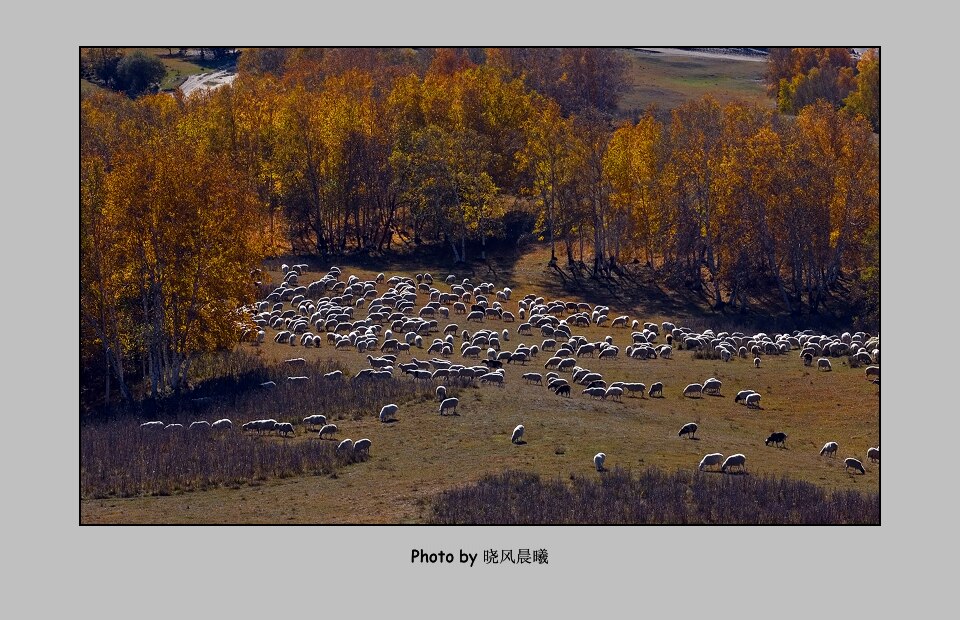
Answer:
(817, 358, 832, 371)
(721, 453, 747, 473)
(511, 424, 525, 444)
(439, 397, 459, 416)
(754, 357, 761, 368)
(683, 383, 703, 398)
(480, 372, 505, 387)
(211, 419, 233, 430)
(379, 403, 399, 423)
(594, 452, 606, 472)
(867, 447, 879, 463)
(287, 376, 309, 383)
(745, 393, 761, 409)
(734, 389, 756, 405)
(336, 438, 355, 455)
(354, 438, 372, 457)
(522, 372, 544, 385)
(865, 366, 880, 380)
(260, 381, 277, 389)
(323, 370, 344, 380)
(698, 453, 724, 472)
(140, 421, 165, 430)
(702, 378, 722, 396)
(582, 386, 607, 399)
(284, 357, 307, 368)
(603, 386, 624, 401)
(302, 414, 327, 429)
(649, 382, 664, 398)
(554, 384, 571, 397)
(765, 432, 788, 448)
(164, 423, 184, 430)
(678, 422, 698, 439)
(820, 441, 839, 457)
(436, 385, 447, 401)
(844, 457, 866, 474)
(318, 424, 338, 439)
(189, 420, 211, 430)
(276, 422, 295, 437)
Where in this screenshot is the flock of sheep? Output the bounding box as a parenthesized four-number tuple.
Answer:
(142, 261, 879, 484)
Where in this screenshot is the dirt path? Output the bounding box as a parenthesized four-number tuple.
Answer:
(179, 70, 237, 97)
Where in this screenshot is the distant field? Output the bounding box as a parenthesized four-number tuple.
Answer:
(617, 48, 772, 118)
(80, 244, 879, 524)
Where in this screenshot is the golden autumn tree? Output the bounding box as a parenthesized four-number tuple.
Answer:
(517, 96, 576, 263)
(604, 110, 666, 267)
(844, 48, 879, 133)
(81, 93, 262, 401)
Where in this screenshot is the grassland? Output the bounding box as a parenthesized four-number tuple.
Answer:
(80, 244, 879, 524)
(617, 48, 772, 118)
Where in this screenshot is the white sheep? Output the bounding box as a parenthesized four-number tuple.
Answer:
(745, 393, 761, 409)
(276, 422, 295, 436)
(817, 357, 832, 371)
(734, 389, 756, 404)
(683, 383, 703, 398)
(164, 423, 183, 430)
(702, 378, 722, 395)
(139, 421, 165, 430)
(436, 385, 447, 401)
(211, 419, 233, 430)
(867, 447, 880, 463)
(603, 386, 624, 401)
(379, 403, 399, 423)
(336, 438, 355, 455)
(844, 457, 865, 474)
(522, 372, 543, 385)
(865, 366, 880, 379)
(820, 441, 839, 457)
(698, 453, 724, 471)
(318, 423, 338, 439)
(302, 414, 327, 429)
(324, 370, 343, 380)
(511, 424, 525, 444)
(439, 397, 459, 416)
(189, 420, 211, 430)
(594, 452, 606, 472)
(721, 453, 746, 473)
(354, 438, 372, 457)
(754, 357, 761, 368)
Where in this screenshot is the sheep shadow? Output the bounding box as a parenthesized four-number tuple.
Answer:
(381, 418, 400, 424)
(513, 440, 527, 446)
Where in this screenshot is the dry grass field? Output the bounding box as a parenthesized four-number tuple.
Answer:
(618, 48, 772, 118)
(80, 244, 879, 524)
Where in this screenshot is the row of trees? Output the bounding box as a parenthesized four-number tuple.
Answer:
(81, 48, 878, 406)
(766, 47, 880, 133)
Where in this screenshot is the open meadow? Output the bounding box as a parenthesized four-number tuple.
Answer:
(81, 245, 879, 524)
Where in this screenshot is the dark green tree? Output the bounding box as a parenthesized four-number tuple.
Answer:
(115, 51, 166, 97)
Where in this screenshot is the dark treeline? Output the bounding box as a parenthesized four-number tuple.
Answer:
(81, 47, 879, 409)
(428, 468, 880, 524)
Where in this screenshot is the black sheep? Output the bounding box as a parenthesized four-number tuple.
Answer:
(678, 422, 698, 439)
(765, 432, 788, 448)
